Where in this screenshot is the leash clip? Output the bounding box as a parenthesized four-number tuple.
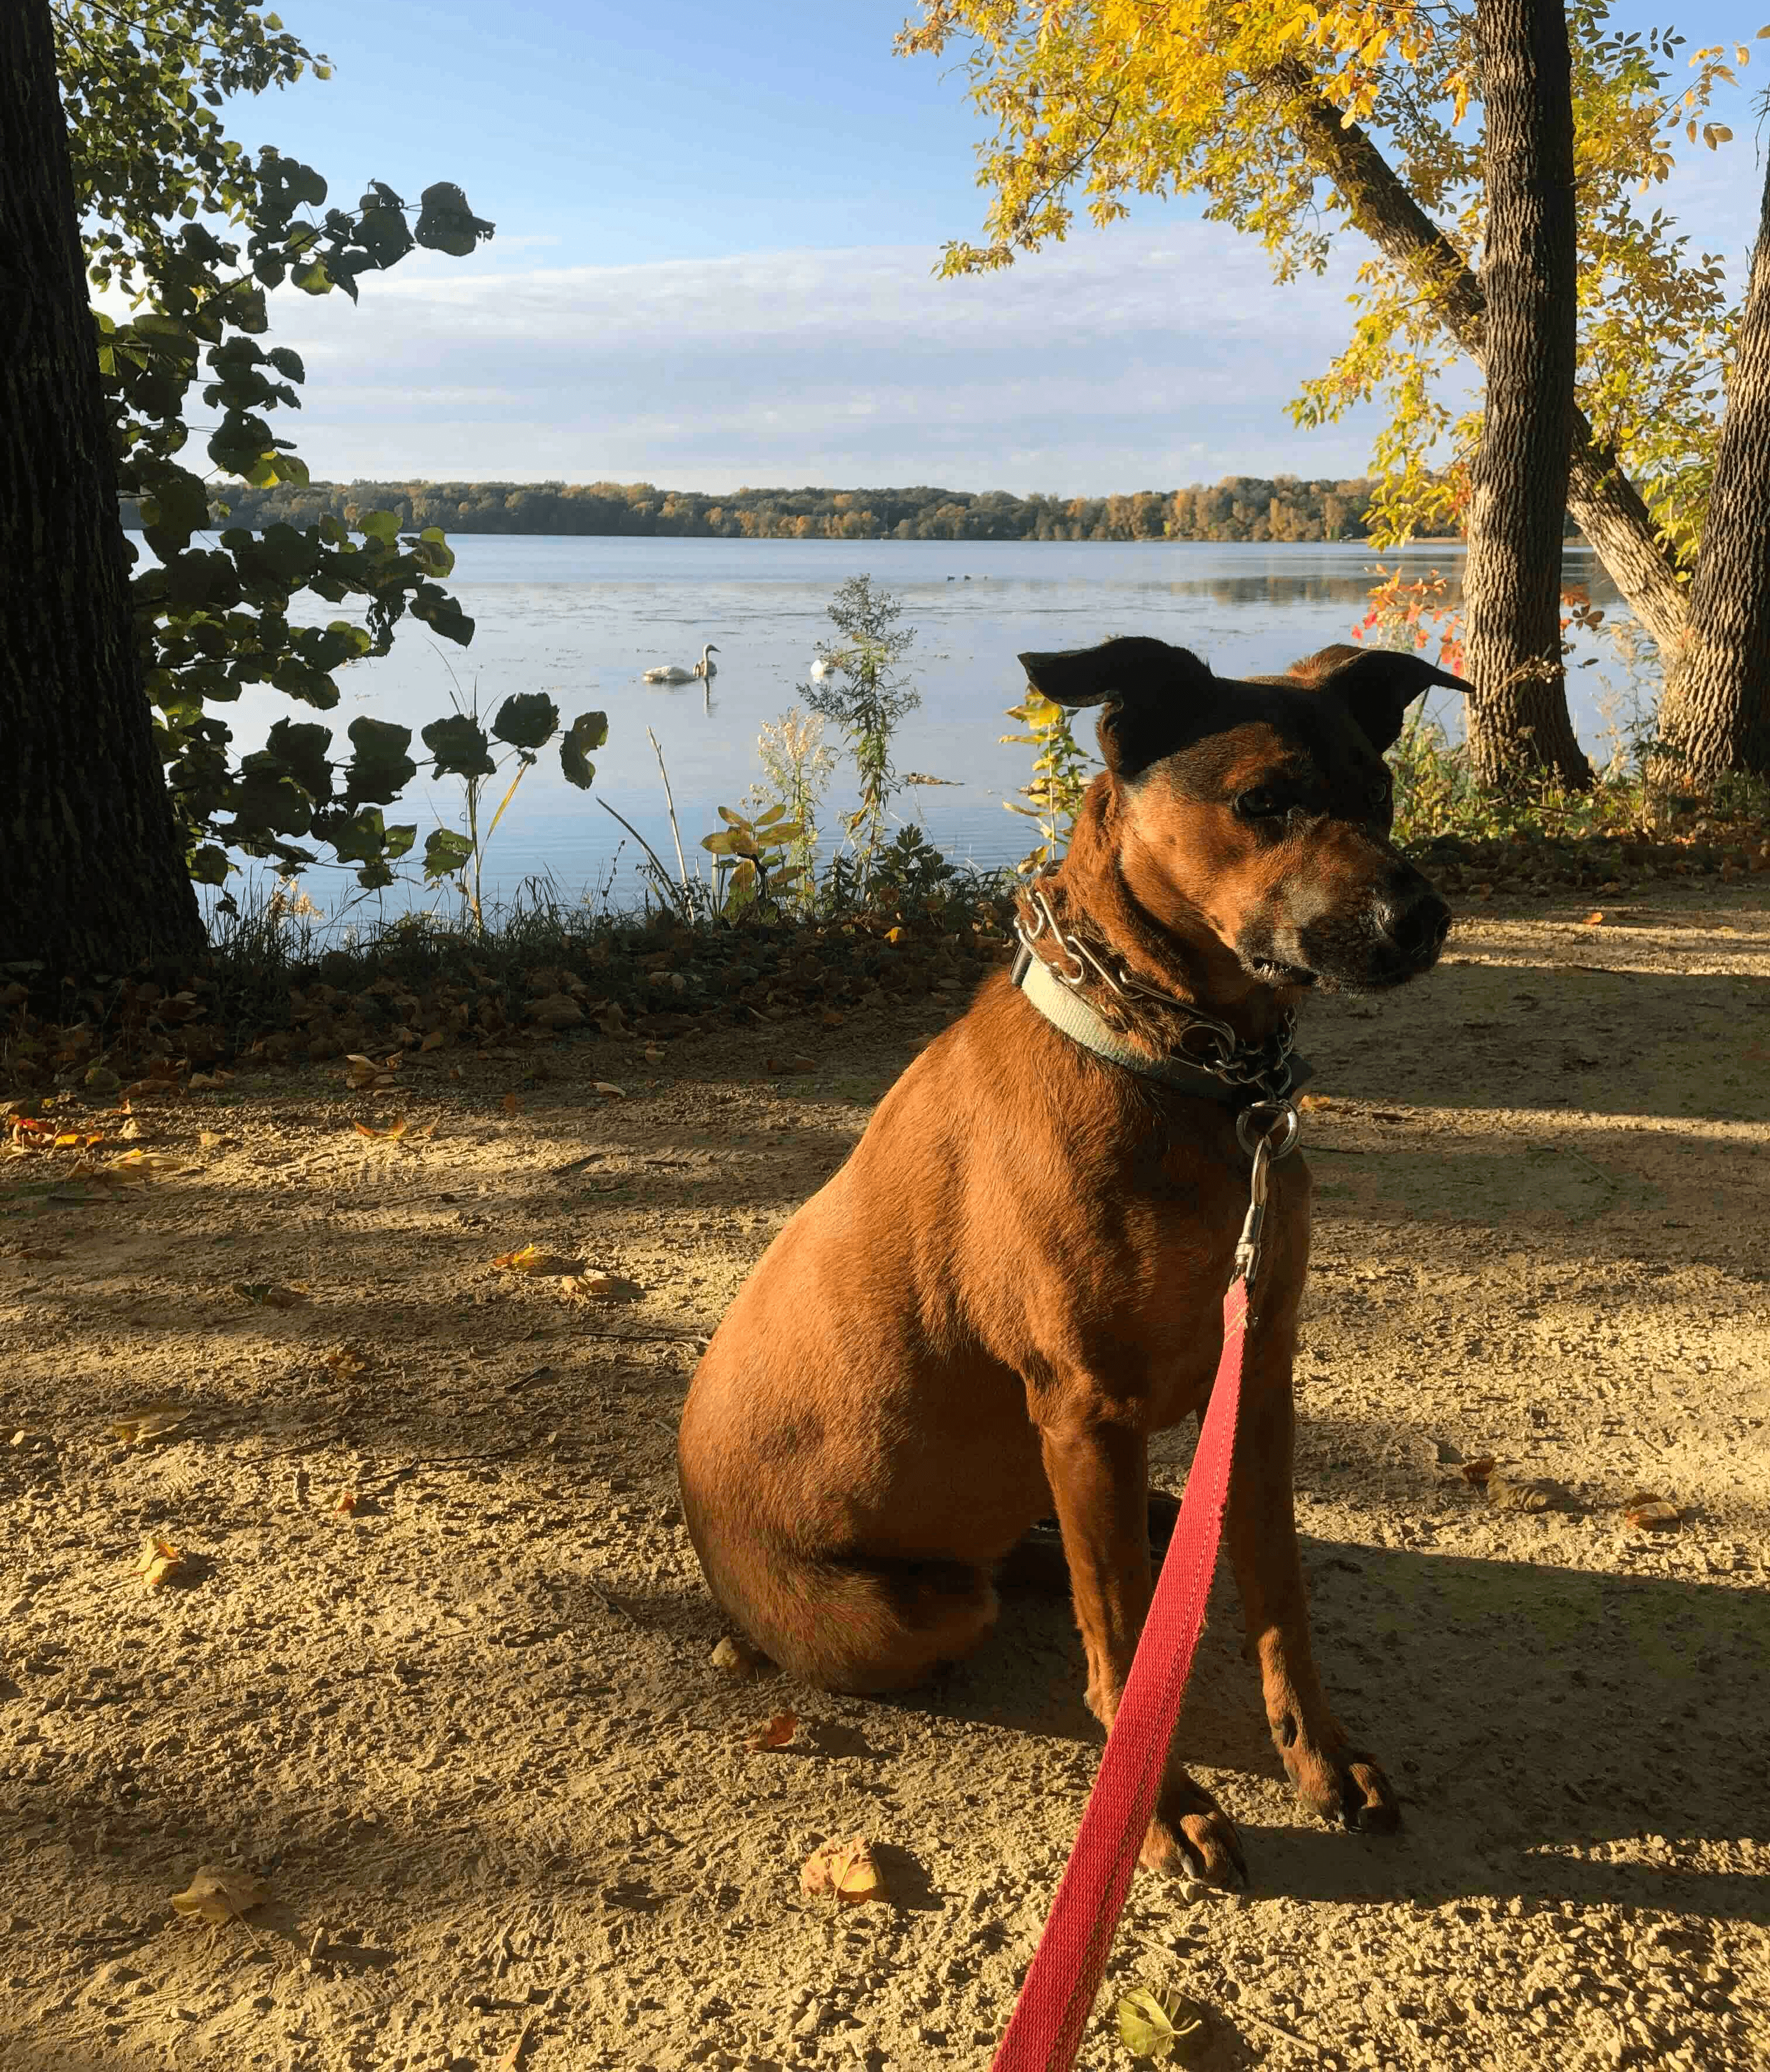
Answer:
(1232, 1100, 1301, 1289)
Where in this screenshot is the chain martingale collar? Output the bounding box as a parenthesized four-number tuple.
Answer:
(1011, 882, 1302, 1106)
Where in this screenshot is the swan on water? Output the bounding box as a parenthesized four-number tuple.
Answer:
(644, 643, 719, 685)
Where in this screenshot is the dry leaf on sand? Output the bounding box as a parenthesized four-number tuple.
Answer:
(344, 1053, 401, 1091)
(1582, 910, 1606, 927)
(800, 1836, 887, 1906)
(1296, 1093, 1335, 1112)
(710, 1635, 766, 1680)
(112, 1410, 187, 1446)
(353, 1115, 408, 1140)
(592, 1081, 626, 1098)
(494, 1244, 581, 1276)
(233, 1281, 310, 1309)
(1459, 1457, 1496, 1486)
(1623, 1492, 1682, 1531)
(171, 1865, 270, 1926)
(1116, 1984, 1208, 2062)
(321, 1344, 372, 1376)
(559, 1270, 642, 1304)
(496, 2023, 537, 2072)
(1487, 1472, 1575, 1513)
(332, 1489, 359, 1516)
(747, 1710, 798, 1751)
(136, 1534, 186, 1588)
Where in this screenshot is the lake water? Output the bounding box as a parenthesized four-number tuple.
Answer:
(219, 535, 1648, 922)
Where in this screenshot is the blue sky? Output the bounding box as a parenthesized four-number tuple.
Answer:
(235, 2, 1767, 494)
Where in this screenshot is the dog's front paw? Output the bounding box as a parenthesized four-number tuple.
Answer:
(1286, 1738, 1400, 1834)
(1140, 1772, 1247, 1888)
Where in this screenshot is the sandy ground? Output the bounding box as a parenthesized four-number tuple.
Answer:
(2, 878, 1766, 2072)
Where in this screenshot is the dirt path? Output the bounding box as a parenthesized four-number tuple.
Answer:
(3, 879, 1766, 2072)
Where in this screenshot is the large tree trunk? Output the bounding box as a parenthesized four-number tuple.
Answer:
(1459, 0, 1589, 787)
(0, 2, 203, 982)
(1274, 57, 1692, 662)
(1654, 155, 1770, 780)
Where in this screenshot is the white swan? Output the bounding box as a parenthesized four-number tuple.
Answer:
(643, 643, 719, 685)
(809, 652, 844, 680)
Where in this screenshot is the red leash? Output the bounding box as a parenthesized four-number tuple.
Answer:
(989, 1276, 1250, 2071)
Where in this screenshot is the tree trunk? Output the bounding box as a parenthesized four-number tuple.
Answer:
(1654, 155, 1770, 780)
(1459, 0, 1588, 787)
(0, 2, 203, 982)
(1274, 57, 1692, 661)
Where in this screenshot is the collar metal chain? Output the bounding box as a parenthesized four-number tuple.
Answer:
(1014, 885, 1298, 1099)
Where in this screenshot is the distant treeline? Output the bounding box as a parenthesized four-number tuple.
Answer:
(125, 476, 1470, 543)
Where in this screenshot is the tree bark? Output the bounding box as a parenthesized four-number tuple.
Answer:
(1654, 155, 1770, 780)
(1458, 0, 1588, 786)
(0, 2, 204, 982)
(1274, 57, 1692, 662)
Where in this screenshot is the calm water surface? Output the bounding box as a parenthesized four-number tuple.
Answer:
(228, 536, 1644, 919)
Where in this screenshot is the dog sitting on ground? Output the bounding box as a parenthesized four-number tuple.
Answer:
(678, 637, 1464, 1885)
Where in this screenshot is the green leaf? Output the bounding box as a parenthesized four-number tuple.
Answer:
(413, 181, 496, 256)
(490, 692, 558, 751)
(1115, 1987, 1207, 2063)
(356, 508, 401, 542)
(422, 713, 496, 780)
(423, 828, 475, 881)
(264, 718, 335, 804)
(560, 710, 608, 789)
(341, 717, 416, 806)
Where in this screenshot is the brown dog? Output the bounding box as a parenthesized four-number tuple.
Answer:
(678, 636, 1464, 1885)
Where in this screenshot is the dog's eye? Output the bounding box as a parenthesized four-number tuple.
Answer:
(1234, 787, 1285, 821)
(1368, 779, 1391, 811)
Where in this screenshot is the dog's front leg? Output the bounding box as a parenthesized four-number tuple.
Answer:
(1225, 1324, 1400, 1837)
(1040, 1417, 1247, 1886)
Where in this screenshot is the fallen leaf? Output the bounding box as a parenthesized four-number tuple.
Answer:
(501, 1092, 526, 1117)
(1459, 1457, 1496, 1485)
(642, 1044, 666, 1064)
(232, 1281, 310, 1310)
(100, 1150, 185, 1184)
(344, 1053, 400, 1090)
(187, 1070, 232, 1090)
(1116, 1984, 1208, 2062)
(1623, 1492, 1681, 1532)
(1487, 1472, 1575, 1513)
(1581, 910, 1606, 927)
(494, 1244, 581, 1276)
(321, 1344, 372, 1376)
(558, 1270, 642, 1304)
(592, 1081, 626, 1099)
(136, 1533, 186, 1589)
(496, 2023, 537, 2072)
(800, 1836, 887, 1906)
(526, 992, 584, 1029)
(820, 1011, 845, 1030)
(419, 1029, 448, 1052)
(352, 1114, 408, 1140)
(710, 1635, 765, 1680)
(197, 1130, 224, 1150)
(170, 1864, 270, 1925)
(112, 1409, 188, 1446)
(747, 1709, 798, 1751)
(333, 1489, 359, 1516)
(766, 1055, 815, 1075)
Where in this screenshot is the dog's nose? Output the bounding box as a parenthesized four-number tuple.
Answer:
(1374, 889, 1450, 964)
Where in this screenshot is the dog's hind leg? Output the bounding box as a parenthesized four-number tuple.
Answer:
(702, 1539, 1000, 1696)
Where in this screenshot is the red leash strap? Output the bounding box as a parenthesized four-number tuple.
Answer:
(989, 1276, 1251, 2072)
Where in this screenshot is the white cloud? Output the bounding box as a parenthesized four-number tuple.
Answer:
(261, 226, 1398, 492)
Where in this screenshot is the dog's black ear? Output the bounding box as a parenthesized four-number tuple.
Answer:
(1018, 637, 1210, 709)
(1019, 639, 1215, 777)
(1287, 645, 1467, 754)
